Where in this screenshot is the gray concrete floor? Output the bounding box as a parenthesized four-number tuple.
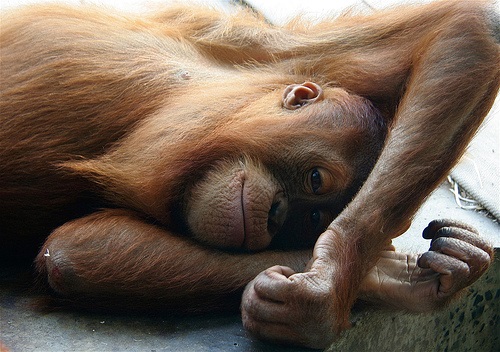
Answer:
(0, 267, 308, 351)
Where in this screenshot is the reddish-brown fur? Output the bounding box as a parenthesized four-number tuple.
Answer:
(0, 1, 498, 349)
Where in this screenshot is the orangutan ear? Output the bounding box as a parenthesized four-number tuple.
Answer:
(282, 82, 324, 110)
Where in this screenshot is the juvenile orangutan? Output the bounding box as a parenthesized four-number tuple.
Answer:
(0, 0, 497, 348)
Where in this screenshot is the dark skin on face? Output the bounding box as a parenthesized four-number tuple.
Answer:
(0, 1, 497, 349)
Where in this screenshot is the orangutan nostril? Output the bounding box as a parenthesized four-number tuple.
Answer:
(267, 193, 287, 236)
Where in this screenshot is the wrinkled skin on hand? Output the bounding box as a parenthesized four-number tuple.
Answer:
(241, 220, 493, 349)
(360, 220, 493, 311)
(242, 265, 338, 349)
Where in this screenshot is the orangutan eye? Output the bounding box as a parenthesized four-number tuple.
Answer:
(306, 167, 336, 195)
(310, 168, 322, 194)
